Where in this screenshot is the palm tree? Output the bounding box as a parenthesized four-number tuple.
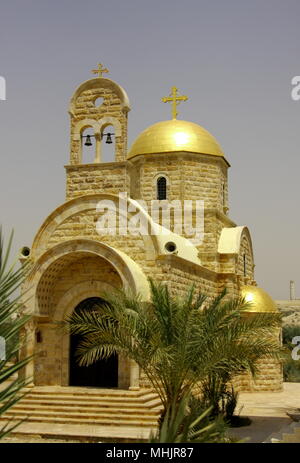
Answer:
(65, 279, 283, 422)
(0, 229, 32, 439)
(149, 393, 228, 443)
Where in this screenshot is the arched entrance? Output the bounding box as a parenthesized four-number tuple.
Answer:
(69, 297, 118, 388)
(22, 239, 148, 388)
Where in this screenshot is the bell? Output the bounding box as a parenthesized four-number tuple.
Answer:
(84, 135, 92, 146)
(105, 133, 113, 144)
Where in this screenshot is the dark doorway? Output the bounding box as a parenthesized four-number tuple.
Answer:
(69, 297, 118, 388)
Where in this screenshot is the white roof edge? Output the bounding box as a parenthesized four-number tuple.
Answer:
(218, 226, 246, 254)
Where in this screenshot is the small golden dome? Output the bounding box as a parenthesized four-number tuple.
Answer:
(240, 286, 278, 313)
(127, 119, 224, 159)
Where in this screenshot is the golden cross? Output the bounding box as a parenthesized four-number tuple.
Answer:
(91, 63, 109, 78)
(161, 86, 188, 119)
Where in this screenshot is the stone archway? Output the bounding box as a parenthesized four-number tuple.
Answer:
(23, 240, 147, 389)
(53, 280, 131, 388)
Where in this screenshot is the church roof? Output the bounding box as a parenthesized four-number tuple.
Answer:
(127, 119, 225, 160)
(218, 226, 247, 254)
(240, 285, 278, 313)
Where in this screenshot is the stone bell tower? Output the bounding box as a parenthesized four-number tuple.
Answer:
(66, 64, 131, 200)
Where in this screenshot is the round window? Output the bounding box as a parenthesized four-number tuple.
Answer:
(21, 246, 30, 257)
(165, 242, 177, 253)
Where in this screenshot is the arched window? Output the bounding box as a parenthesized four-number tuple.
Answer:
(157, 176, 167, 200)
(36, 330, 42, 343)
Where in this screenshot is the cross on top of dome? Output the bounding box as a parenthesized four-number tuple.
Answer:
(161, 86, 188, 120)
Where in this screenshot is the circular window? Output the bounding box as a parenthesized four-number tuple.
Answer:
(165, 242, 177, 253)
(20, 246, 30, 257)
(94, 97, 104, 108)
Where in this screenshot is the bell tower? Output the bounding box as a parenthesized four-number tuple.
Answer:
(66, 65, 131, 199)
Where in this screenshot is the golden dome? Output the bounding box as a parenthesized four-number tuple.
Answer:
(127, 120, 224, 159)
(240, 286, 278, 313)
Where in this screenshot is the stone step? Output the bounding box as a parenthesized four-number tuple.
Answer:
(0, 414, 158, 427)
(282, 433, 300, 443)
(291, 427, 300, 438)
(3, 408, 159, 421)
(21, 392, 158, 404)
(9, 403, 161, 416)
(264, 421, 300, 443)
(16, 397, 162, 409)
(1, 386, 161, 434)
(26, 387, 154, 398)
(19, 398, 159, 409)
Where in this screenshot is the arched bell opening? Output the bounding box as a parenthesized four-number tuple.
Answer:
(100, 124, 116, 163)
(81, 126, 96, 164)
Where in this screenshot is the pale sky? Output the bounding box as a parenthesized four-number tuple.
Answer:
(0, 0, 300, 299)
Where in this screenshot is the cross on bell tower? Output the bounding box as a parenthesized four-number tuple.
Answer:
(91, 63, 109, 78)
(161, 86, 188, 120)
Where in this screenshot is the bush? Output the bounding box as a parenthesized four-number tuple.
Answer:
(282, 324, 300, 345)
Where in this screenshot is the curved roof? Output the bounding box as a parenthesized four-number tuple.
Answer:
(218, 226, 253, 255)
(127, 119, 225, 159)
(30, 193, 201, 267)
(240, 285, 278, 313)
(69, 78, 131, 115)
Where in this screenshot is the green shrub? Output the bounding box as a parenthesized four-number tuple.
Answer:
(282, 324, 300, 345)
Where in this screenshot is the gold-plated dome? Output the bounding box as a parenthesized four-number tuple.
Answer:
(127, 120, 224, 159)
(240, 286, 278, 313)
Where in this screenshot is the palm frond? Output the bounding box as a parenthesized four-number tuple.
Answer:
(64, 277, 282, 436)
(0, 228, 32, 439)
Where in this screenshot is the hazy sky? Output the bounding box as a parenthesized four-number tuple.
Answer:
(0, 0, 300, 300)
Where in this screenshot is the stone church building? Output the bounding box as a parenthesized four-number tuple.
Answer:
(20, 70, 282, 393)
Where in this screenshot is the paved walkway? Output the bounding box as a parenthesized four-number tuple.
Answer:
(1, 422, 154, 443)
(229, 382, 300, 442)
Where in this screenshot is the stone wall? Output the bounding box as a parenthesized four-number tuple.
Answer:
(130, 152, 228, 209)
(37, 255, 122, 318)
(66, 163, 128, 200)
(233, 358, 283, 392)
(129, 153, 234, 260)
